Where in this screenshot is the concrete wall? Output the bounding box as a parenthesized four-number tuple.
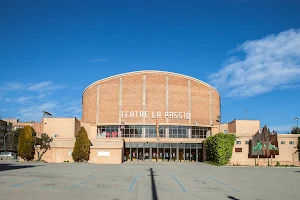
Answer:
(82, 70, 220, 126)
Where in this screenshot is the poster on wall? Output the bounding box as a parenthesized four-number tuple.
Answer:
(248, 125, 279, 158)
(97, 151, 110, 157)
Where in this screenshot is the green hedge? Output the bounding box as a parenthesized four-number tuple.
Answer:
(205, 133, 236, 166)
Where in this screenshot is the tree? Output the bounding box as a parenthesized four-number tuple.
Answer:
(34, 133, 53, 161)
(291, 126, 300, 134)
(72, 127, 90, 162)
(18, 125, 35, 161)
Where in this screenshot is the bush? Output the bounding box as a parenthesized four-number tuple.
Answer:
(205, 133, 236, 166)
(18, 126, 35, 161)
(72, 127, 90, 162)
(275, 161, 281, 166)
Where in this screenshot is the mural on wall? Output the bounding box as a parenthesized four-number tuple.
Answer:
(248, 125, 279, 158)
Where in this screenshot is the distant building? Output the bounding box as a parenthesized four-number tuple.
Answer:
(0, 119, 12, 151)
(2, 118, 42, 136)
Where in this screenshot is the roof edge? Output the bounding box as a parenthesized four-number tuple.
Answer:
(82, 70, 220, 96)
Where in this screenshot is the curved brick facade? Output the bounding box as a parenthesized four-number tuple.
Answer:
(82, 70, 220, 126)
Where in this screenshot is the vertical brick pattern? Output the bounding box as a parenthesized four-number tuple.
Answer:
(190, 80, 210, 125)
(82, 71, 220, 126)
(211, 90, 221, 125)
(82, 86, 97, 123)
(168, 76, 189, 124)
(121, 74, 143, 123)
(145, 74, 166, 124)
(98, 78, 119, 123)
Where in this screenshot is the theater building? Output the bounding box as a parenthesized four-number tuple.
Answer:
(39, 70, 300, 166)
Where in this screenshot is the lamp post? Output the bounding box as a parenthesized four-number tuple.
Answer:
(3, 132, 10, 151)
(295, 117, 299, 134)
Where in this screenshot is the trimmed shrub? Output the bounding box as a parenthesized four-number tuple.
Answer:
(18, 125, 35, 161)
(205, 133, 236, 165)
(72, 126, 90, 162)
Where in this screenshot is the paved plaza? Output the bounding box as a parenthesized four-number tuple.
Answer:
(0, 161, 299, 200)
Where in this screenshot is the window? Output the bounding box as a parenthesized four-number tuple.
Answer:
(245, 141, 249, 144)
(235, 148, 242, 152)
(191, 127, 210, 138)
(236, 141, 241, 145)
(68, 150, 72, 156)
(224, 129, 228, 134)
(289, 141, 294, 145)
(281, 141, 285, 145)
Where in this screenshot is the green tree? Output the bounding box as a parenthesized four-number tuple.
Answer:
(72, 127, 90, 162)
(34, 133, 53, 161)
(18, 126, 35, 161)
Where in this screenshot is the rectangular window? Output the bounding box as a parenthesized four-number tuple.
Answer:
(245, 141, 249, 144)
(289, 141, 294, 145)
(68, 150, 72, 156)
(235, 148, 242, 152)
(236, 141, 241, 145)
(281, 141, 285, 145)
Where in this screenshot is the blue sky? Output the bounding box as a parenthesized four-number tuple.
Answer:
(1, 0, 300, 133)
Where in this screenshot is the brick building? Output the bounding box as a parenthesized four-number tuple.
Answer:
(39, 70, 299, 165)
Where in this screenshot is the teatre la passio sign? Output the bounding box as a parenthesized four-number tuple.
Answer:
(121, 111, 191, 120)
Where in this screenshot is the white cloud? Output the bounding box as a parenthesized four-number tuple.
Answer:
(5, 98, 11, 102)
(209, 29, 300, 97)
(36, 94, 47, 99)
(27, 81, 65, 91)
(18, 102, 58, 121)
(60, 100, 82, 115)
(15, 96, 32, 103)
(3, 82, 23, 90)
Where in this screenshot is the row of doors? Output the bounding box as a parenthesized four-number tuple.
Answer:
(124, 148, 203, 162)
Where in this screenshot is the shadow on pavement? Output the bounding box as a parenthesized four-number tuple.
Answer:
(148, 168, 158, 200)
(227, 196, 240, 200)
(294, 171, 300, 173)
(0, 163, 41, 172)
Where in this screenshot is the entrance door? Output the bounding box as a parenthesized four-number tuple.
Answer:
(165, 149, 170, 162)
(124, 148, 130, 162)
(191, 149, 196, 162)
(169, 147, 176, 162)
(152, 147, 157, 162)
(144, 148, 150, 161)
(179, 148, 184, 162)
(137, 148, 143, 161)
(158, 148, 164, 162)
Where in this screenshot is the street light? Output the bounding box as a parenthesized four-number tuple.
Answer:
(3, 132, 10, 151)
(295, 117, 299, 134)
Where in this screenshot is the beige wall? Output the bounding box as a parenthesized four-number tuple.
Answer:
(41, 138, 124, 164)
(82, 71, 220, 126)
(43, 118, 80, 138)
(230, 134, 300, 166)
(235, 120, 260, 135)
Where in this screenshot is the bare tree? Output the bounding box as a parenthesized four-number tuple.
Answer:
(35, 133, 53, 161)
